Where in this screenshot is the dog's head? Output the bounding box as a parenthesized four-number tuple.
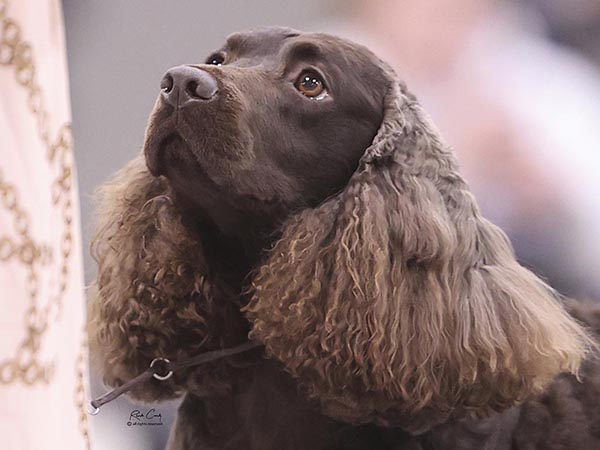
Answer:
(143, 27, 387, 238)
(91, 27, 593, 432)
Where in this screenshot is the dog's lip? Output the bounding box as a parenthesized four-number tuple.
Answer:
(158, 133, 181, 159)
(145, 132, 194, 176)
(143, 99, 192, 176)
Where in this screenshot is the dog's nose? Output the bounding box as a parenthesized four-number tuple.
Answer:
(160, 65, 218, 107)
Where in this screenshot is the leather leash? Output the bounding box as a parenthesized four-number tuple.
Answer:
(88, 341, 261, 415)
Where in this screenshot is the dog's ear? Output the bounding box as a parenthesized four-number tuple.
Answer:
(245, 76, 594, 432)
(89, 156, 247, 401)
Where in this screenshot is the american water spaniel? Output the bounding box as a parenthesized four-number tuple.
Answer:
(89, 27, 600, 449)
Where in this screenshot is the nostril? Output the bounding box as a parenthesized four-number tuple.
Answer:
(161, 74, 174, 93)
(185, 80, 199, 98)
(186, 73, 218, 100)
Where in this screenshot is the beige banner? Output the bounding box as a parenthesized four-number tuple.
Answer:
(0, 0, 90, 448)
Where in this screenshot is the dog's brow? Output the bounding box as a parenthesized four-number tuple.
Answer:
(286, 42, 323, 62)
(225, 33, 247, 52)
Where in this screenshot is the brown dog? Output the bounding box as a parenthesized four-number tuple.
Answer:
(90, 27, 600, 449)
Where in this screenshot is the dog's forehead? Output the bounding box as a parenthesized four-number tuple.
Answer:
(224, 26, 301, 55)
(222, 27, 377, 67)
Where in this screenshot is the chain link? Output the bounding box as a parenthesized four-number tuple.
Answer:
(74, 336, 92, 450)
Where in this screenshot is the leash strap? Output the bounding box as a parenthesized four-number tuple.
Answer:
(88, 341, 261, 415)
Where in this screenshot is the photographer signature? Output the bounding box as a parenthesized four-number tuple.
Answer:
(126, 408, 163, 426)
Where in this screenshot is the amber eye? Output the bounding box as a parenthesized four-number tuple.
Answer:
(206, 53, 225, 66)
(295, 71, 327, 99)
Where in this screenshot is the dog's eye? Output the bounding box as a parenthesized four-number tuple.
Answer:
(206, 54, 225, 66)
(295, 71, 327, 99)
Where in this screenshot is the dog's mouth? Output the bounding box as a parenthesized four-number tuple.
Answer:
(142, 90, 259, 210)
(144, 93, 226, 178)
(145, 132, 192, 176)
(145, 129, 228, 201)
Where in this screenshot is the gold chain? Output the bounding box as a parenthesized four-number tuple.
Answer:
(74, 335, 92, 450)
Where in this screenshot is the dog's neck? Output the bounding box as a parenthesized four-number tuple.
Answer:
(173, 193, 282, 291)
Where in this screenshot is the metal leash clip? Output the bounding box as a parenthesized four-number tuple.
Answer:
(150, 357, 173, 381)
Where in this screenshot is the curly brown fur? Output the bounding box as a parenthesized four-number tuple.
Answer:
(245, 76, 594, 432)
(89, 156, 251, 401)
(89, 26, 599, 449)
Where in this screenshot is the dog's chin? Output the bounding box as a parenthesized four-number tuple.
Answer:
(144, 129, 228, 206)
(148, 134, 196, 175)
(143, 98, 204, 177)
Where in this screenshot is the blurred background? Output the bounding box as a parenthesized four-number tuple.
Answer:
(60, 0, 600, 448)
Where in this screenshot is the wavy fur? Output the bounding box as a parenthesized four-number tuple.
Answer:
(244, 75, 594, 432)
(89, 157, 249, 401)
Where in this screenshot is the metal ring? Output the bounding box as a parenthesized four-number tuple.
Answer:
(87, 402, 100, 416)
(150, 357, 173, 381)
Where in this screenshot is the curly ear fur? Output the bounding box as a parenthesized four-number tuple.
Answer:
(245, 76, 595, 432)
(89, 157, 249, 401)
